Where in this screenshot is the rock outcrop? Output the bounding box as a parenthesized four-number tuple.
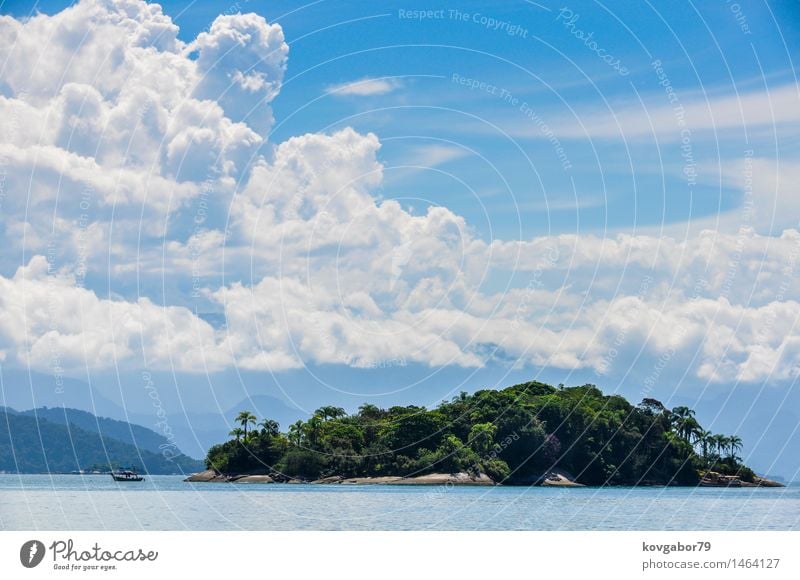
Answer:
(184, 469, 227, 482)
(335, 472, 495, 485)
(699, 471, 785, 487)
(234, 474, 275, 483)
(186, 470, 497, 485)
(540, 469, 585, 487)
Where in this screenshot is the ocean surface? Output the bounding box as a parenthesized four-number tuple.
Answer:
(0, 475, 797, 530)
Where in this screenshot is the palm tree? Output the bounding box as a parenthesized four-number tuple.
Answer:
(259, 419, 280, 436)
(669, 404, 700, 443)
(711, 434, 728, 457)
(306, 415, 323, 446)
(696, 428, 713, 459)
(682, 417, 702, 443)
(358, 404, 382, 420)
(728, 435, 743, 461)
(287, 420, 305, 446)
(236, 411, 257, 440)
(314, 406, 347, 421)
(229, 427, 244, 441)
(670, 406, 695, 428)
(669, 406, 696, 441)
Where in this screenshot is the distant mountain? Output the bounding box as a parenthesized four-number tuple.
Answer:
(0, 369, 308, 460)
(0, 411, 203, 474)
(0, 369, 124, 418)
(18, 407, 175, 455)
(126, 394, 309, 459)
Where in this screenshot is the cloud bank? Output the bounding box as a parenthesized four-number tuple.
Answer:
(0, 0, 798, 388)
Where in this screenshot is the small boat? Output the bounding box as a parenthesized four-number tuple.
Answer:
(111, 469, 145, 482)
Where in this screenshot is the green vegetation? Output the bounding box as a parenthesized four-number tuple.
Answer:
(205, 381, 756, 485)
(656, 402, 754, 482)
(0, 410, 203, 474)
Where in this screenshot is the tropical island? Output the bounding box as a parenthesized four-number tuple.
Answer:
(189, 381, 783, 487)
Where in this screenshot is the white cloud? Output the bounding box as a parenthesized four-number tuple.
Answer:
(504, 83, 800, 141)
(191, 12, 288, 134)
(325, 77, 402, 97)
(721, 157, 800, 233)
(402, 144, 470, 168)
(0, 256, 231, 373)
(0, 0, 285, 262)
(203, 123, 800, 383)
(1, 1, 800, 386)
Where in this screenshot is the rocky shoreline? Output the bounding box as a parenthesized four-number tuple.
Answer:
(699, 471, 785, 488)
(185, 468, 784, 488)
(185, 470, 497, 485)
(185, 468, 585, 486)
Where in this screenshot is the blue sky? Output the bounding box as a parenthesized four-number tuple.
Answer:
(6, 0, 798, 239)
(0, 1, 799, 475)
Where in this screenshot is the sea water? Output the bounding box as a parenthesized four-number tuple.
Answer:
(0, 474, 797, 530)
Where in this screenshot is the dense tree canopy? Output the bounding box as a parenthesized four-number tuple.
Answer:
(206, 381, 754, 486)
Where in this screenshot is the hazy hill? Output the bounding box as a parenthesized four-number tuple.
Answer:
(18, 406, 175, 455)
(0, 411, 203, 474)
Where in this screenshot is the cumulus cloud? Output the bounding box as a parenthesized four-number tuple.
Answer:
(191, 12, 288, 134)
(0, 256, 231, 373)
(201, 124, 800, 382)
(0, 0, 285, 263)
(1, 1, 799, 385)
